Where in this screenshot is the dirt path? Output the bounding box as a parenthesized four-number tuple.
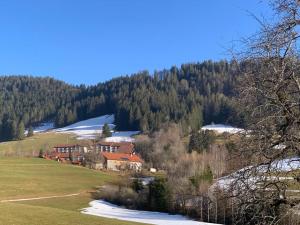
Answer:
(0, 193, 81, 203)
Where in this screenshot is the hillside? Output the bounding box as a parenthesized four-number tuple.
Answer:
(0, 60, 243, 142)
(0, 76, 80, 141)
(0, 114, 139, 157)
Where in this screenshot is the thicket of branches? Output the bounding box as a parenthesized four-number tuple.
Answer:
(229, 1, 300, 224)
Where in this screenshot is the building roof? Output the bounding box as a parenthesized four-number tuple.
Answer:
(96, 141, 134, 154)
(53, 144, 78, 148)
(101, 152, 143, 163)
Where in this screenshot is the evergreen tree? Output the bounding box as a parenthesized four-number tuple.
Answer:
(102, 123, 112, 138)
(27, 126, 34, 137)
(148, 178, 169, 212)
(9, 120, 17, 140)
(16, 121, 25, 140)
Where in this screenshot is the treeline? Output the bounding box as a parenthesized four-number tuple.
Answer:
(60, 60, 242, 133)
(0, 60, 243, 141)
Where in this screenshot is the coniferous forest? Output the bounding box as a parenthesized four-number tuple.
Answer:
(0, 60, 243, 141)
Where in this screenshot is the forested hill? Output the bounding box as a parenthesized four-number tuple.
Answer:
(0, 60, 242, 141)
(0, 76, 80, 141)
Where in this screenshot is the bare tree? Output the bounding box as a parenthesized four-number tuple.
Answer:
(231, 1, 300, 224)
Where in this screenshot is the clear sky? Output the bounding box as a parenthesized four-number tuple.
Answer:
(0, 0, 272, 85)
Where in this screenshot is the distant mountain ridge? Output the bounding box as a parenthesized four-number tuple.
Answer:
(0, 60, 243, 141)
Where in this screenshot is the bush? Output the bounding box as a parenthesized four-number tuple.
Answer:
(188, 130, 215, 153)
(189, 165, 213, 188)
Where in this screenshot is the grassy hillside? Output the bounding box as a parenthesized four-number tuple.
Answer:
(0, 158, 146, 225)
(0, 158, 117, 199)
(0, 132, 89, 157)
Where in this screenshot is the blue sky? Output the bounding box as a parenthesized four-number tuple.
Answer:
(0, 0, 272, 85)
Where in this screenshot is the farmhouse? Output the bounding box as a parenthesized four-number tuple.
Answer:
(53, 144, 88, 154)
(94, 141, 134, 154)
(101, 152, 143, 171)
(45, 142, 140, 170)
(46, 144, 87, 164)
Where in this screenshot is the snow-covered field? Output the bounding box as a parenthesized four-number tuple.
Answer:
(30, 115, 139, 142)
(82, 200, 218, 225)
(201, 124, 244, 134)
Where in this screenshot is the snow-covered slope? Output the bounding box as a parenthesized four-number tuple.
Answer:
(55, 115, 115, 139)
(82, 200, 219, 225)
(25, 122, 54, 135)
(201, 124, 244, 134)
(29, 114, 139, 141)
(33, 122, 54, 133)
(54, 115, 139, 141)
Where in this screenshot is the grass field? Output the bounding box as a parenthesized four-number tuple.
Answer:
(0, 158, 146, 225)
(0, 157, 118, 199)
(0, 132, 89, 157)
(0, 202, 146, 225)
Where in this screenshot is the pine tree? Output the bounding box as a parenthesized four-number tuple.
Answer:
(102, 123, 112, 138)
(16, 121, 25, 140)
(9, 120, 17, 140)
(27, 126, 34, 137)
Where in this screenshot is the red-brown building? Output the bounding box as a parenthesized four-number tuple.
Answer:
(45, 142, 140, 170)
(46, 144, 87, 164)
(101, 152, 143, 171)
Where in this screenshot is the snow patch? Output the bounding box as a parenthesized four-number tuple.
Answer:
(214, 157, 300, 190)
(201, 124, 244, 134)
(82, 200, 218, 225)
(104, 131, 140, 142)
(25, 122, 54, 134)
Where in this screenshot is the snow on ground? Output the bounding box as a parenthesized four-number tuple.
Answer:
(55, 115, 115, 140)
(104, 131, 140, 142)
(82, 200, 218, 225)
(53, 114, 139, 141)
(214, 157, 300, 190)
(55, 115, 115, 135)
(201, 124, 244, 134)
(25, 122, 54, 135)
(33, 122, 54, 133)
(259, 157, 300, 173)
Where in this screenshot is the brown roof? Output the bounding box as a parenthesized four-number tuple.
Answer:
(53, 144, 78, 148)
(96, 141, 134, 154)
(101, 152, 143, 163)
(96, 141, 132, 147)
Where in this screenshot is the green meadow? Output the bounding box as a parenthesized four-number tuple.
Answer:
(0, 157, 146, 225)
